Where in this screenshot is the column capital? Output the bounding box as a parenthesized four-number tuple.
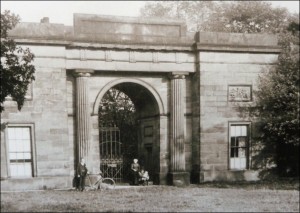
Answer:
(73, 69, 94, 77)
(168, 72, 189, 80)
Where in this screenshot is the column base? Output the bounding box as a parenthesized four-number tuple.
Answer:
(153, 172, 168, 185)
(168, 172, 190, 187)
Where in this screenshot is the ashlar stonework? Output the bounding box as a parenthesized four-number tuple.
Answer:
(0, 14, 281, 191)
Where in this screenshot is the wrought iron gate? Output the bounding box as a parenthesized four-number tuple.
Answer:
(99, 127, 123, 183)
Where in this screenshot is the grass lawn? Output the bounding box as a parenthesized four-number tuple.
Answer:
(1, 181, 299, 212)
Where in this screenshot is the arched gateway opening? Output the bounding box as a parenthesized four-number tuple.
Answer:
(97, 82, 161, 184)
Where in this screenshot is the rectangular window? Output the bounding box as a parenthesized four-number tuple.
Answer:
(229, 124, 250, 170)
(7, 126, 33, 177)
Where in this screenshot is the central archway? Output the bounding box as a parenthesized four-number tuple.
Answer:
(94, 79, 164, 184)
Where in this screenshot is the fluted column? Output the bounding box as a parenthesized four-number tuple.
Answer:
(74, 70, 93, 163)
(170, 74, 186, 171)
(169, 72, 189, 186)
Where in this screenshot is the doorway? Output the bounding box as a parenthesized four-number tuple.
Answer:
(98, 82, 160, 183)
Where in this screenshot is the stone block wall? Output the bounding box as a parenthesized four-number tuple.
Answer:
(1, 44, 72, 190)
(197, 51, 278, 182)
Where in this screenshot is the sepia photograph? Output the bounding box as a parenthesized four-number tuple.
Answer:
(1, 1, 299, 212)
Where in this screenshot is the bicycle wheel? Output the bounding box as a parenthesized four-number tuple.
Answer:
(100, 178, 115, 189)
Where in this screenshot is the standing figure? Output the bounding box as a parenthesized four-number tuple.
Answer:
(77, 158, 88, 191)
(131, 158, 140, 185)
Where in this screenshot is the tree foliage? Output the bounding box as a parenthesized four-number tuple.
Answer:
(99, 88, 136, 128)
(140, 1, 216, 32)
(0, 10, 35, 112)
(140, 1, 296, 33)
(239, 30, 299, 177)
(205, 1, 291, 33)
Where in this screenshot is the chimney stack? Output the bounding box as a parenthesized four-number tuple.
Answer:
(40, 17, 49, 23)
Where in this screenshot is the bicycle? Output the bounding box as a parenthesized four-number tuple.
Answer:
(85, 172, 115, 190)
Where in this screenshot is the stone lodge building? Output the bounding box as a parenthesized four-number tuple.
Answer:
(0, 14, 281, 191)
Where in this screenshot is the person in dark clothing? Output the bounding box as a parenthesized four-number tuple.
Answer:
(77, 158, 88, 191)
(131, 158, 140, 185)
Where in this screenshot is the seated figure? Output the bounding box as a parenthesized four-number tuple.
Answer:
(139, 169, 149, 185)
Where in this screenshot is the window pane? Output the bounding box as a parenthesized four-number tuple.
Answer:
(16, 153, 24, 160)
(9, 140, 17, 152)
(24, 152, 31, 159)
(238, 137, 246, 147)
(230, 126, 236, 137)
(9, 153, 17, 160)
(10, 164, 18, 177)
(22, 128, 30, 139)
(235, 158, 241, 169)
(15, 128, 23, 139)
(23, 140, 31, 152)
(239, 148, 246, 157)
(24, 163, 32, 177)
(239, 158, 246, 169)
(230, 158, 235, 169)
(10, 163, 32, 177)
(241, 126, 247, 136)
(17, 164, 25, 176)
(231, 148, 239, 158)
(230, 137, 236, 147)
(236, 126, 242, 136)
(16, 140, 24, 152)
(8, 128, 16, 140)
(230, 148, 235, 157)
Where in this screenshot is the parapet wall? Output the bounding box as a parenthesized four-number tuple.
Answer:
(8, 13, 281, 52)
(74, 13, 186, 36)
(197, 32, 280, 53)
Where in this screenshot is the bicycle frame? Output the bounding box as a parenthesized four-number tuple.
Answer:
(86, 173, 115, 190)
(86, 174, 101, 190)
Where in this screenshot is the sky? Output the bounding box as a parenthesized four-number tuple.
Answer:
(1, 1, 299, 26)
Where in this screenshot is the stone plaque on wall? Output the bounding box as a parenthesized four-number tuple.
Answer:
(228, 85, 252, 102)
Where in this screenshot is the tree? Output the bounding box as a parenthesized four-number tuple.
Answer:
(0, 10, 35, 112)
(239, 28, 299, 178)
(204, 1, 293, 33)
(140, 1, 294, 34)
(140, 1, 216, 32)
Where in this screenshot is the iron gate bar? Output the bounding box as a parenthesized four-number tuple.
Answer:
(99, 127, 123, 183)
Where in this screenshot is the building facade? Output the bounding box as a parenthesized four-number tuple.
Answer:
(0, 14, 281, 191)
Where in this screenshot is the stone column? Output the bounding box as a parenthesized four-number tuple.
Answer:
(169, 73, 190, 186)
(74, 69, 93, 165)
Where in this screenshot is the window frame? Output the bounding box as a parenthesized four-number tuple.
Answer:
(228, 121, 251, 171)
(5, 123, 37, 178)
